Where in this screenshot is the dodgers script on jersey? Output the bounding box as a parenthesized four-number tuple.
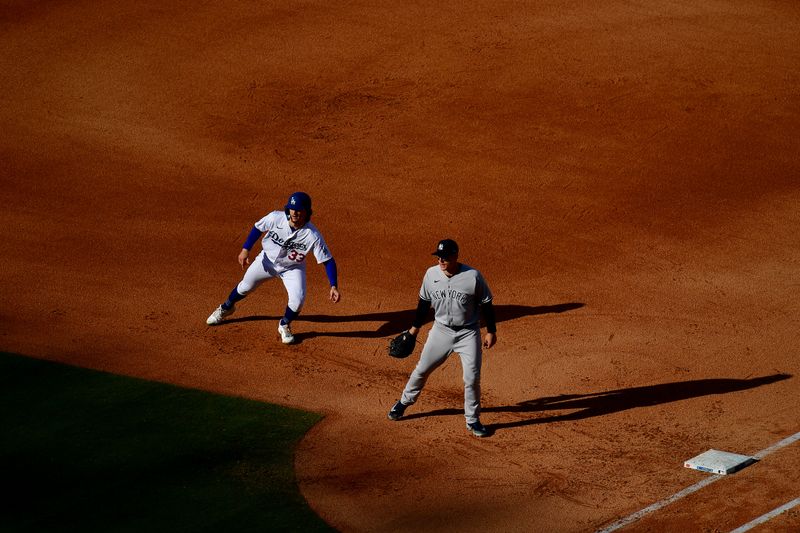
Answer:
(419, 264, 493, 328)
(254, 211, 332, 271)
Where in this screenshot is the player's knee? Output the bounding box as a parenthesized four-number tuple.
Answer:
(464, 374, 481, 388)
(411, 367, 432, 381)
(287, 298, 305, 313)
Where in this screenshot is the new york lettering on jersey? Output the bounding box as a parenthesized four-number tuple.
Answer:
(421, 264, 492, 327)
(430, 288, 470, 304)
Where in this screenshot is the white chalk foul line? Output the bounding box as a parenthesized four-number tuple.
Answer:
(729, 497, 800, 532)
(752, 431, 800, 460)
(595, 476, 721, 533)
(596, 430, 800, 533)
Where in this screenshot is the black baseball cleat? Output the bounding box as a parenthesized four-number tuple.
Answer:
(387, 400, 409, 421)
(466, 420, 492, 438)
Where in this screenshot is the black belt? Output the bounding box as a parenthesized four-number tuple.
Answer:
(441, 323, 474, 331)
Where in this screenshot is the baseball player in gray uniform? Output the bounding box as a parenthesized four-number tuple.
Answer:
(388, 239, 497, 437)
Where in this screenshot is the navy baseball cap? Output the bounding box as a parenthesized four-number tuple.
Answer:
(432, 239, 459, 258)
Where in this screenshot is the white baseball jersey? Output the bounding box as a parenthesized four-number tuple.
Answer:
(254, 211, 332, 272)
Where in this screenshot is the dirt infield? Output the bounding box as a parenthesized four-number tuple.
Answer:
(2, 1, 799, 531)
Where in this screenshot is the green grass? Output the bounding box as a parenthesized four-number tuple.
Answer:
(0, 353, 333, 533)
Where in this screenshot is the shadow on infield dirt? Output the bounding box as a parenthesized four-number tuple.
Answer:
(221, 302, 585, 340)
(399, 374, 792, 432)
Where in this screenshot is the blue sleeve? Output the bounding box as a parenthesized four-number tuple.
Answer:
(323, 258, 338, 287)
(242, 226, 262, 250)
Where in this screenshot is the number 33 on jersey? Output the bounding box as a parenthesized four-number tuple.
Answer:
(256, 211, 332, 271)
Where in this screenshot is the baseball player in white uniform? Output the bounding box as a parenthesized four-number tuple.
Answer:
(388, 239, 497, 437)
(206, 192, 341, 344)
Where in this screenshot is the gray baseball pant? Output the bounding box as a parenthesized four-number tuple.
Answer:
(400, 322, 483, 424)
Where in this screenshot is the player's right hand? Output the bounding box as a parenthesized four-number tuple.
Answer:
(238, 248, 250, 270)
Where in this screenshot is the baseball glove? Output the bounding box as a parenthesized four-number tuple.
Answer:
(388, 331, 416, 359)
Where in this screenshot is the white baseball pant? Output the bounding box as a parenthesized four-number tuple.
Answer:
(236, 250, 306, 313)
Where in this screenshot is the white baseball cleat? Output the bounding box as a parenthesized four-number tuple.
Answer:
(206, 304, 235, 325)
(277, 322, 295, 344)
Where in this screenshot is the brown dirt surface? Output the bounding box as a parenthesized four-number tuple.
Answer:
(2, 1, 799, 531)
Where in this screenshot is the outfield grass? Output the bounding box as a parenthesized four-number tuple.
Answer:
(0, 353, 333, 533)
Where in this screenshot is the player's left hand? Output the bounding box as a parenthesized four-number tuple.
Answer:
(329, 286, 341, 303)
(483, 332, 496, 349)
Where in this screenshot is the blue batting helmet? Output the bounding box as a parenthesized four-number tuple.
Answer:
(284, 191, 313, 219)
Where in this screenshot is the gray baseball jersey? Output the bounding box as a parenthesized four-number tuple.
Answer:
(419, 263, 493, 329)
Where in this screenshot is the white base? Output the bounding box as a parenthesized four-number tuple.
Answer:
(684, 449, 756, 475)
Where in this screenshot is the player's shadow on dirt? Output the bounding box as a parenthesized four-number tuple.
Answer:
(402, 374, 792, 433)
(223, 302, 585, 341)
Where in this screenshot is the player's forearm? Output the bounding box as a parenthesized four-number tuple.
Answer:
(323, 258, 338, 287)
(411, 298, 432, 333)
(481, 301, 497, 333)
